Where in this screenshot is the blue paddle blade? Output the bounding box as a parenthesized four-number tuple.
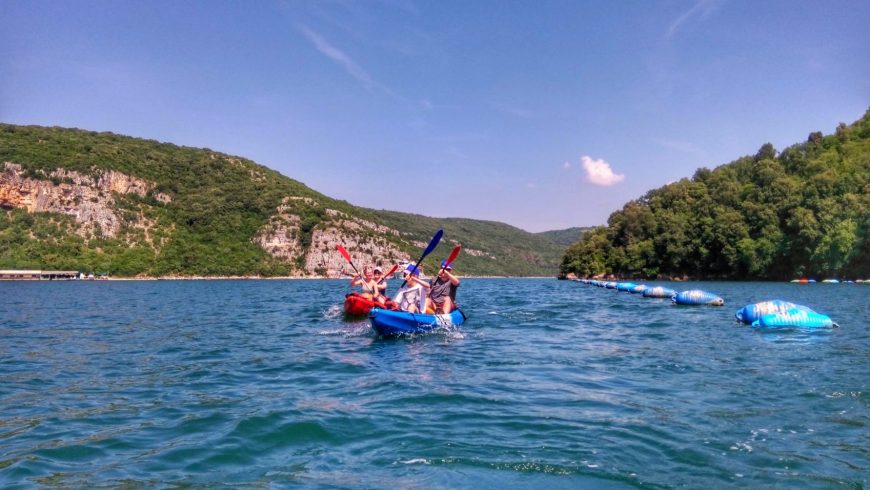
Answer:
(421, 229, 443, 259)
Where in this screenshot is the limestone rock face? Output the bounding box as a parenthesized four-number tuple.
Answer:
(0, 162, 170, 238)
(254, 199, 409, 277)
(252, 199, 303, 262)
(304, 222, 407, 277)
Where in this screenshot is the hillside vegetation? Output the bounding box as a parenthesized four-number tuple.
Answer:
(561, 108, 870, 280)
(535, 227, 594, 247)
(369, 211, 566, 276)
(0, 124, 565, 277)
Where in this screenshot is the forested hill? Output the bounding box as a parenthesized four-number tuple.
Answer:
(535, 227, 594, 247)
(561, 108, 870, 280)
(0, 124, 564, 277)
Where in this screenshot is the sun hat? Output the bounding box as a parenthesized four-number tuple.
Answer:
(373, 266, 383, 273)
(404, 264, 421, 276)
(440, 260, 453, 269)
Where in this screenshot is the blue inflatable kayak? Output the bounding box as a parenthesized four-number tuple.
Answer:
(673, 290, 724, 306)
(369, 308, 466, 336)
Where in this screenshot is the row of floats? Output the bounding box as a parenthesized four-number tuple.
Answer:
(789, 278, 868, 283)
(575, 279, 838, 329)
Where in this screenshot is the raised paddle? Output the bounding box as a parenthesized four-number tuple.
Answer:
(337, 244, 374, 294)
(377, 264, 399, 284)
(399, 228, 443, 289)
(438, 244, 461, 274)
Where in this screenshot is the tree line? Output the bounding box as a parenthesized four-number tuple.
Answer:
(561, 108, 870, 280)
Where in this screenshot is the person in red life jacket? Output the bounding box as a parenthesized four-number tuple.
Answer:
(425, 260, 460, 314)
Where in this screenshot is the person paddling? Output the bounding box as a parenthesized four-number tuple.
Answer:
(350, 266, 382, 302)
(393, 264, 426, 313)
(425, 260, 460, 313)
(371, 266, 388, 306)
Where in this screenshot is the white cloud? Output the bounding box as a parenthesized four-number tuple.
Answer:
(563, 161, 571, 170)
(581, 156, 625, 186)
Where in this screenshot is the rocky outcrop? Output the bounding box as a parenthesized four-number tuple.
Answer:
(252, 199, 303, 262)
(303, 223, 407, 277)
(0, 162, 170, 238)
(254, 199, 409, 277)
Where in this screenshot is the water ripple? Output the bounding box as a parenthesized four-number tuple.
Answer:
(0, 279, 867, 488)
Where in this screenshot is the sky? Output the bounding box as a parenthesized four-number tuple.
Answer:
(2, 0, 868, 232)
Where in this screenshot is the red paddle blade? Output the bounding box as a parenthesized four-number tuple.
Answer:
(336, 244, 351, 262)
(385, 264, 399, 277)
(445, 244, 461, 267)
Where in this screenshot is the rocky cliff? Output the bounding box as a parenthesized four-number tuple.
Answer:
(253, 197, 409, 276)
(0, 162, 170, 239)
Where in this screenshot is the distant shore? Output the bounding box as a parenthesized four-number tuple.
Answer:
(1, 276, 544, 282)
(90, 275, 555, 281)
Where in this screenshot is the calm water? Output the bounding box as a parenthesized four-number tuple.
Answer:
(1, 279, 867, 489)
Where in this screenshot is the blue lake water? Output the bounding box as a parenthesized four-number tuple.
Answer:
(1, 279, 867, 488)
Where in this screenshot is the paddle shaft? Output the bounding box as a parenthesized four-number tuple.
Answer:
(436, 244, 461, 276)
(398, 229, 443, 290)
(337, 244, 375, 294)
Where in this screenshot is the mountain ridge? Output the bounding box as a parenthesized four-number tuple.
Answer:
(0, 123, 568, 277)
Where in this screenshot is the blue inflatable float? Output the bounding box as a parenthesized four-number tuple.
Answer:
(616, 282, 636, 292)
(642, 286, 676, 299)
(630, 284, 647, 294)
(735, 300, 810, 324)
(673, 290, 724, 306)
(752, 308, 837, 329)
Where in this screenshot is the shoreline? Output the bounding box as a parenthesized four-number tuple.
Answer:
(2, 275, 559, 282)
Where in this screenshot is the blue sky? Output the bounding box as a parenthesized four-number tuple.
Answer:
(2, 1, 868, 232)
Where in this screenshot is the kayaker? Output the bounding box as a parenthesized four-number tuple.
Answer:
(425, 260, 460, 313)
(350, 266, 381, 301)
(372, 266, 388, 305)
(393, 264, 426, 313)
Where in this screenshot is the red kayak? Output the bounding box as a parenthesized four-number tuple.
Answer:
(344, 293, 398, 317)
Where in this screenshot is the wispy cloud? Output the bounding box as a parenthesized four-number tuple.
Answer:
(492, 103, 534, 119)
(667, 0, 722, 38)
(581, 156, 625, 186)
(563, 161, 571, 170)
(298, 24, 382, 92)
(445, 145, 468, 160)
(652, 138, 706, 158)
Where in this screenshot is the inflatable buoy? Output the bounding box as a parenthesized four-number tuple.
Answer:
(673, 290, 724, 306)
(642, 286, 676, 299)
(605, 282, 617, 289)
(630, 284, 647, 294)
(751, 308, 837, 329)
(616, 282, 636, 292)
(734, 300, 812, 324)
